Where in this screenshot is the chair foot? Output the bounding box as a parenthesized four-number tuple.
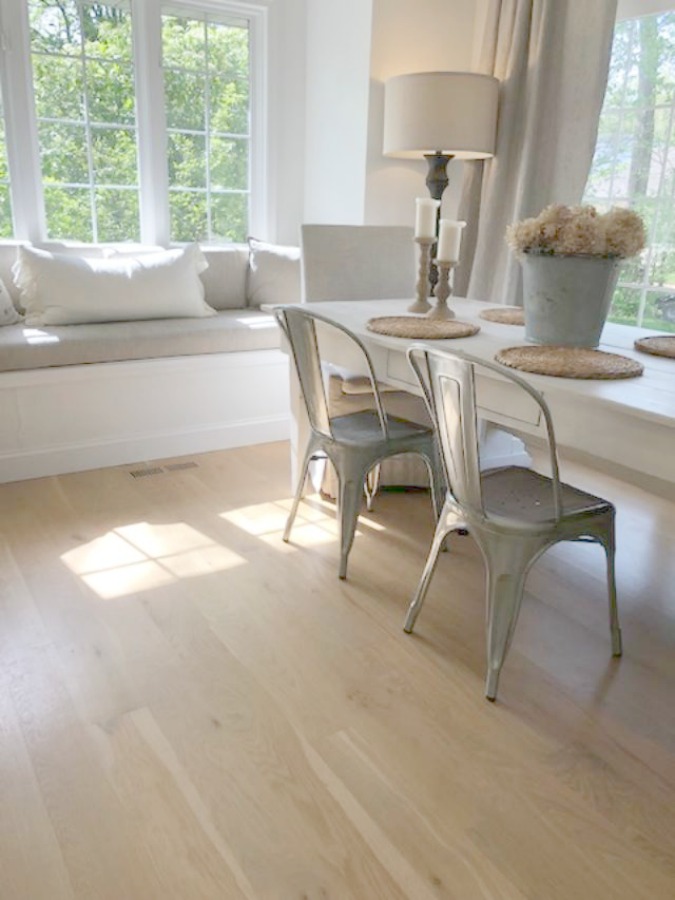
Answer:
(612, 627, 623, 657)
(485, 667, 500, 701)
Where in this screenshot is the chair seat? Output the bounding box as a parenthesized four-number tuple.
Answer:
(481, 466, 612, 524)
(330, 410, 432, 446)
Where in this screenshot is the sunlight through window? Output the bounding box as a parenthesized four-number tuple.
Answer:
(61, 521, 245, 600)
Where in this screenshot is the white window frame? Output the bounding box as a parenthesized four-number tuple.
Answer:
(586, 1, 675, 329)
(0, 0, 268, 245)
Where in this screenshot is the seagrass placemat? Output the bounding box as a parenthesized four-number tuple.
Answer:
(479, 306, 525, 325)
(634, 336, 675, 359)
(366, 316, 480, 339)
(495, 345, 644, 380)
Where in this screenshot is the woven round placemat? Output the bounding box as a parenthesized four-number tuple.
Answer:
(634, 335, 675, 359)
(495, 345, 644, 380)
(366, 316, 480, 339)
(479, 306, 525, 325)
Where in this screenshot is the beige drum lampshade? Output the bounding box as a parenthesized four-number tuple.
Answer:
(383, 71, 499, 160)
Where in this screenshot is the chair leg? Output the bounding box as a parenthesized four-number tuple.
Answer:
(484, 568, 527, 701)
(337, 466, 367, 580)
(602, 530, 622, 657)
(283, 446, 315, 543)
(482, 537, 540, 701)
(404, 500, 463, 633)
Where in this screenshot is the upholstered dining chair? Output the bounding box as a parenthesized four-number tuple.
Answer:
(274, 306, 444, 580)
(405, 346, 622, 701)
(301, 224, 432, 502)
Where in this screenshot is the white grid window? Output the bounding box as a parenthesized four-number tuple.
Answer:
(585, 10, 675, 332)
(0, 0, 266, 245)
(162, 9, 250, 243)
(29, 0, 140, 242)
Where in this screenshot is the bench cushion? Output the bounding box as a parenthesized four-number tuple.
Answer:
(0, 309, 280, 372)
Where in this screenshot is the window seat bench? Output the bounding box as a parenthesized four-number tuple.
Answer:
(0, 240, 298, 483)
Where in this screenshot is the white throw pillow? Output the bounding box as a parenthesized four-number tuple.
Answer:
(247, 237, 301, 308)
(0, 275, 22, 326)
(13, 244, 216, 326)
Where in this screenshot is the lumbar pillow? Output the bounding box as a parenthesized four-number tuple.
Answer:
(246, 237, 301, 307)
(0, 275, 22, 326)
(13, 244, 216, 326)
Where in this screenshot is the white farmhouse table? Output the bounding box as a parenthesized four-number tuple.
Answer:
(278, 298, 675, 492)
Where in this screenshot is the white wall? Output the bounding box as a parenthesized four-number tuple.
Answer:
(277, 0, 481, 237)
(364, 0, 478, 226)
(302, 0, 374, 225)
(267, 0, 307, 244)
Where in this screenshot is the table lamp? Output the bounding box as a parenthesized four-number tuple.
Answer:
(383, 71, 499, 205)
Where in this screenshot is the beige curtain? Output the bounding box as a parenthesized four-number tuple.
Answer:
(455, 0, 618, 305)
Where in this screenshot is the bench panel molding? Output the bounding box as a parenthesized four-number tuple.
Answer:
(0, 350, 290, 483)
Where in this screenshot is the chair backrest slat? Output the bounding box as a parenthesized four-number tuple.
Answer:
(409, 346, 564, 522)
(276, 306, 389, 440)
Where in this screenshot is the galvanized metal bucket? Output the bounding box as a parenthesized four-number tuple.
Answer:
(521, 253, 621, 348)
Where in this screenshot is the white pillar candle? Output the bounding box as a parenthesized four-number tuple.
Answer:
(437, 220, 466, 262)
(415, 198, 440, 239)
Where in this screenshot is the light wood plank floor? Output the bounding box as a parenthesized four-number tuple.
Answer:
(1, 442, 674, 899)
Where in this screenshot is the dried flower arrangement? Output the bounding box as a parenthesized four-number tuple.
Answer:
(506, 204, 646, 259)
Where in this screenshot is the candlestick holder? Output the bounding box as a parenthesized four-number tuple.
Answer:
(428, 260, 457, 320)
(409, 237, 434, 313)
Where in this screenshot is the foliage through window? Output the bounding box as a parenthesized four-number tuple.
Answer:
(585, 10, 675, 333)
(0, 0, 260, 244)
(29, 0, 140, 242)
(162, 10, 250, 243)
(0, 88, 12, 238)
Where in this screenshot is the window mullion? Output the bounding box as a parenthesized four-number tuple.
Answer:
(0, 0, 46, 241)
(133, 0, 170, 245)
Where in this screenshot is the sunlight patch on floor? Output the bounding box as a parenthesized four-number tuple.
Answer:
(220, 495, 385, 550)
(61, 522, 245, 600)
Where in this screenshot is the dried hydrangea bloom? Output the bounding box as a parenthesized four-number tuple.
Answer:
(505, 204, 645, 258)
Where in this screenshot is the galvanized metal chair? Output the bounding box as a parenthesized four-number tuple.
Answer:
(274, 306, 444, 580)
(405, 346, 622, 701)
(301, 224, 432, 505)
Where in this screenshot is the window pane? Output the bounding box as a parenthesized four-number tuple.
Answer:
(87, 62, 136, 124)
(211, 192, 247, 243)
(607, 285, 642, 326)
(29, 0, 82, 56)
(168, 133, 206, 189)
(95, 189, 140, 242)
(81, 2, 133, 61)
(44, 186, 93, 241)
(162, 16, 206, 70)
(169, 191, 208, 242)
(92, 128, 137, 185)
(164, 71, 206, 130)
(162, 9, 250, 242)
(210, 137, 248, 191)
(210, 76, 249, 135)
(207, 21, 248, 76)
(33, 56, 84, 120)
(32, 0, 138, 242)
(0, 88, 12, 237)
(651, 292, 675, 332)
(0, 186, 12, 239)
(585, 11, 675, 328)
(39, 122, 89, 184)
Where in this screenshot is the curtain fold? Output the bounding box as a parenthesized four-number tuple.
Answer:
(455, 0, 618, 305)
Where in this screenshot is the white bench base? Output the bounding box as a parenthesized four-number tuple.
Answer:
(0, 349, 290, 483)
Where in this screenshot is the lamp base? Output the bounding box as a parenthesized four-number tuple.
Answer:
(424, 152, 454, 292)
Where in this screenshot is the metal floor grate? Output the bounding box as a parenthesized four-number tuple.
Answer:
(127, 461, 199, 478)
